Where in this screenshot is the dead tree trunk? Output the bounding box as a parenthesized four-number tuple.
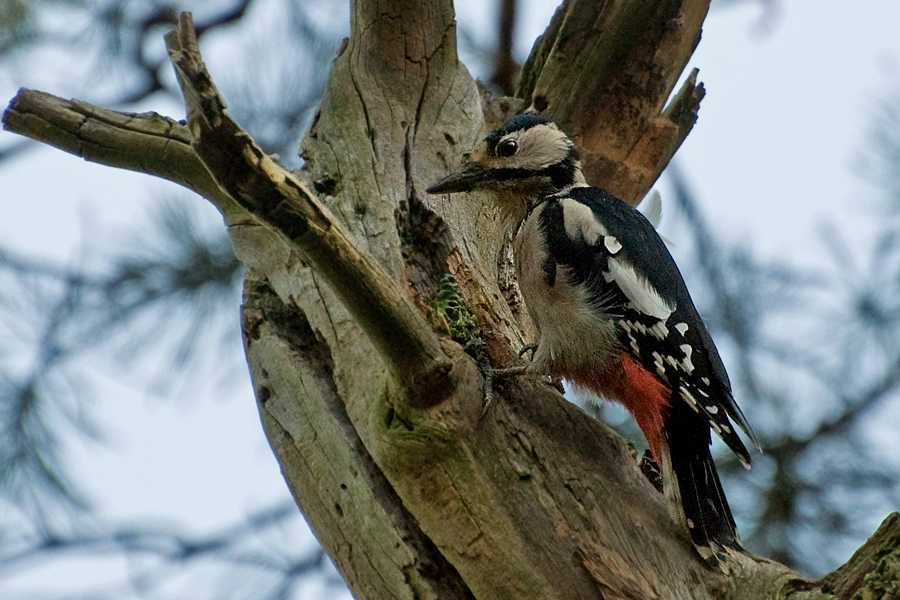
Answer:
(4, 1, 898, 598)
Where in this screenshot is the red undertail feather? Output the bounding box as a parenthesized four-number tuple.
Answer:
(567, 353, 670, 460)
(568, 352, 742, 557)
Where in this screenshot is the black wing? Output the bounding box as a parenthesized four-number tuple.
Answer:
(538, 187, 757, 464)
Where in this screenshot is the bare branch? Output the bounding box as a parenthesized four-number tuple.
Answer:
(491, 0, 519, 96)
(164, 12, 454, 402)
(2, 89, 233, 213)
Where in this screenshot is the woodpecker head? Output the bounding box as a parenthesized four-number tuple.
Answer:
(427, 113, 586, 218)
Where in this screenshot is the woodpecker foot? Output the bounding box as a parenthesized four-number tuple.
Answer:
(514, 343, 563, 392)
(464, 340, 534, 415)
(518, 342, 538, 359)
(464, 338, 499, 414)
(493, 366, 527, 377)
(463, 339, 566, 414)
(639, 450, 663, 493)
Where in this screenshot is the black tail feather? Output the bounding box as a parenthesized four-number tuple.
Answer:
(664, 415, 743, 560)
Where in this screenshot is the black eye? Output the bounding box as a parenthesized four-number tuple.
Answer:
(496, 139, 518, 157)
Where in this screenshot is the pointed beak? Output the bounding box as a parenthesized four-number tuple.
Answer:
(426, 163, 492, 195)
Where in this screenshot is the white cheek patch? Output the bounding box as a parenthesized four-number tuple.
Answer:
(513, 124, 573, 170)
(561, 198, 607, 246)
(603, 256, 674, 321)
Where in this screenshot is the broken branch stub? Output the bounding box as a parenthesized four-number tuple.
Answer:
(163, 12, 454, 404)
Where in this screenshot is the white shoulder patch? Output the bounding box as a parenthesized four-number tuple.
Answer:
(603, 256, 674, 321)
(560, 198, 607, 246)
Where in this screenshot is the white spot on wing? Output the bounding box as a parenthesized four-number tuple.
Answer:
(603, 257, 674, 321)
(675, 322, 689, 336)
(652, 351, 666, 377)
(679, 386, 700, 413)
(561, 198, 606, 245)
(679, 343, 694, 373)
(650, 320, 669, 340)
(706, 405, 719, 415)
(621, 321, 641, 354)
(604, 236, 622, 254)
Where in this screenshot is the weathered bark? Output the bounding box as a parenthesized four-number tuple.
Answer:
(4, 1, 898, 598)
(819, 513, 900, 599)
(516, 0, 706, 204)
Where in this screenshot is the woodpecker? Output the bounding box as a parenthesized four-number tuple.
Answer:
(427, 113, 758, 560)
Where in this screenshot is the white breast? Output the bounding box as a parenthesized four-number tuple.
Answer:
(514, 204, 620, 375)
